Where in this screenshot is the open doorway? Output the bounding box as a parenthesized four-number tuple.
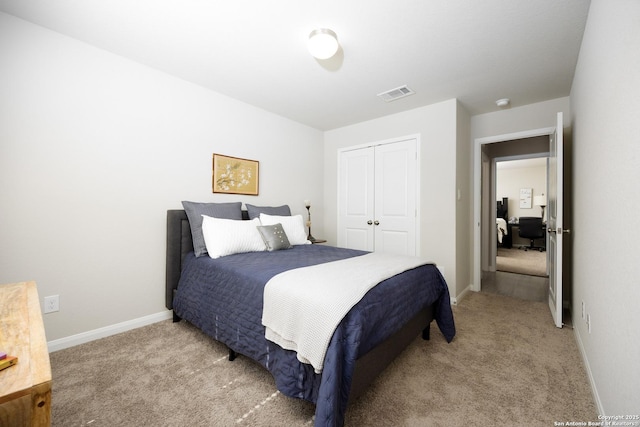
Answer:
(495, 157, 548, 276)
(479, 136, 550, 302)
(474, 116, 572, 324)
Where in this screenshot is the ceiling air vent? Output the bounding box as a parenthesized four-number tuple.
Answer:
(377, 85, 415, 102)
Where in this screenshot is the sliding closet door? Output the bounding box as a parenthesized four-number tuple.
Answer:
(338, 137, 417, 255)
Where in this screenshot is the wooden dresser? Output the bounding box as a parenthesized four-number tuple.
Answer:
(0, 281, 52, 426)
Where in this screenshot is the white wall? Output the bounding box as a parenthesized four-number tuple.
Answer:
(455, 102, 472, 297)
(471, 97, 570, 141)
(496, 163, 547, 221)
(570, 0, 640, 414)
(0, 12, 324, 342)
(324, 99, 462, 298)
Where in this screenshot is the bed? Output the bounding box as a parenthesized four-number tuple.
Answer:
(165, 206, 455, 427)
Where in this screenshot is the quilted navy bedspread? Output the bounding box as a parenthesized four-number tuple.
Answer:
(173, 245, 455, 427)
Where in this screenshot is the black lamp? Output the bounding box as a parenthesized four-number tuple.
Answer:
(304, 200, 316, 242)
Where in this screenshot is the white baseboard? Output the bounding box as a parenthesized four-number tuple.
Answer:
(573, 325, 604, 415)
(451, 284, 473, 305)
(47, 310, 173, 353)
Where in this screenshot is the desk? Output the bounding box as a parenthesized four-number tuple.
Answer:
(0, 281, 52, 426)
(502, 222, 546, 250)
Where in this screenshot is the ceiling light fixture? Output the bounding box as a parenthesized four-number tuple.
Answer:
(496, 98, 510, 108)
(308, 28, 339, 60)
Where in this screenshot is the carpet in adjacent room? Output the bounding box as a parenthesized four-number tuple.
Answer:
(496, 247, 547, 277)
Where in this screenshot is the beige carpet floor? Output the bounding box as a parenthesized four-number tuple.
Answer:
(50, 292, 597, 426)
(497, 247, 548, 277)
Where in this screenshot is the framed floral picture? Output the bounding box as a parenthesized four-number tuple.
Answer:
(212, 154, 259, 195)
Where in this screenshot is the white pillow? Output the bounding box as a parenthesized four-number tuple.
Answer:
(201, 215, 266, 259)
(259, 213, 311, 245)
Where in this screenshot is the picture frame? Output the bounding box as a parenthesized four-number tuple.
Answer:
(519, 188, 532, 209)
(212, 154, 259, 195)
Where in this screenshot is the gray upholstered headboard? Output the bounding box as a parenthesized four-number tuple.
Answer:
(165, 210, 192, 310)
(165, 209, 249, 310)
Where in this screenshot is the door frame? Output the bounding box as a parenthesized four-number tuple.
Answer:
(473, 127, 555, 291)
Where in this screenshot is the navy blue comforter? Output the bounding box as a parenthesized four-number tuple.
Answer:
(173, 245, 455, 427)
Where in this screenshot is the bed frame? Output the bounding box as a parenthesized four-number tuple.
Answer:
(165, 209, 434, 400)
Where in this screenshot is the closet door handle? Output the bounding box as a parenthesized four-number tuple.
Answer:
(374, 220, 380, 226)
(367, 220, 373, 225)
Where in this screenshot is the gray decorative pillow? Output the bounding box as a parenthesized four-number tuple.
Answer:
(246, 204, 291, 220)
(256, 223, 292, 252)
(182, 201, 243, 257)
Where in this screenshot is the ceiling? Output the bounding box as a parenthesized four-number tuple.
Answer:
(0, 0, 591, 131)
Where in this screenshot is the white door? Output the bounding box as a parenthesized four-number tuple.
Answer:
(338, 138, 417, 255)
(339, 147, 375, 251)
(374, 139, 417, 255)
(548, 112, 565, 328)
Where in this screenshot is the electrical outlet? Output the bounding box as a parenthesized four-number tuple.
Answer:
(44, 295, 59, 313)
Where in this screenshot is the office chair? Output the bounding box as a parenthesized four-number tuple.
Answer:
(518, 217, 545, 251)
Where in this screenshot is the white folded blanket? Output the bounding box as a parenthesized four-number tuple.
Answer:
(262, 252, 429, 373)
